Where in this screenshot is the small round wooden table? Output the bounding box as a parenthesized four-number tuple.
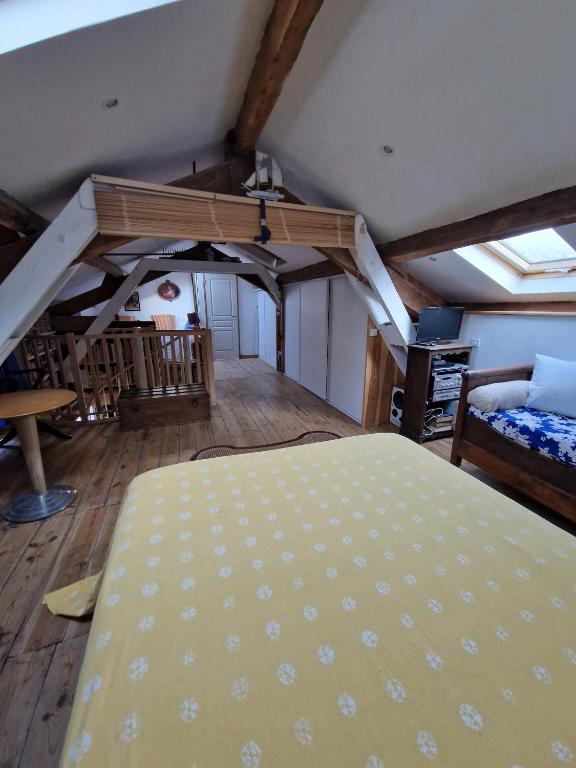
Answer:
(0, 389, 77, 523)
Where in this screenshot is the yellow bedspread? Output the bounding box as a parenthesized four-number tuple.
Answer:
(61, 433, 576, 767)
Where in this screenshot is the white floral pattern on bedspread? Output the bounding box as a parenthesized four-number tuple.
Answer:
(469, 405, 576, 467)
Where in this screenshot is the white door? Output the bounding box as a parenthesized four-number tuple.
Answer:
(257, 291, 277, 368)
(204, 274, 239, 359)
(299, 280, 328, 398)
(283, 284, 301, 382)
(327, 277, 368, 422)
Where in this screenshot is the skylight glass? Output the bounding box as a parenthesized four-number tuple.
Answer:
(486, 227, 576, 273)
(498, 229, 576, 264)
(0, 0, 179, 56)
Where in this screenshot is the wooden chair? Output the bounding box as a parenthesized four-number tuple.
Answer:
(116, 315, 136, 322)
(152, 314, 177, 330)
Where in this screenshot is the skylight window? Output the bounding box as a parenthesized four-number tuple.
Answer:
(0, 0, 179, 56)
(486, 228, 576, 273)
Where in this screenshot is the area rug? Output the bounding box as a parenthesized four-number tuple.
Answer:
(190, 430, 341, 461)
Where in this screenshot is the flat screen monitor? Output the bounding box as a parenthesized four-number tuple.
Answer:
(416, 307, 464, 343)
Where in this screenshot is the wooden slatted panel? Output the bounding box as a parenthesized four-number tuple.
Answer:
(19, 330, 212, 423)
(94, 188, 355, 247)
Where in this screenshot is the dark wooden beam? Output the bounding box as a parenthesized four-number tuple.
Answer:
(463, 301, 576, 315)
(0, 190, 49, 235)
(280, 188, 367, 281)
(379, 185, 576, 265)
(49, 273, 125, 316)
(230, 0, 325, 154)
(86, 255, 126, 277)
(386, 264, 448, 316)
(0, 226, 19, 247)
(231, 242, 287, 270)
(277, 259, 342, 285)
(0, 235, 40, 282)
(78, 155, 255, 262)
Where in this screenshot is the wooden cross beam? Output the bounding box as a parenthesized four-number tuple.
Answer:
(79, 155, 255, 262)
(379, 185, 576, 265)
(91, 175, 356, 248)
(230, 0, 325, 154)
(0, 190, 49, 235)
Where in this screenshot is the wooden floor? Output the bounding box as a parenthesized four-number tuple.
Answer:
(0, 358, 572, 767)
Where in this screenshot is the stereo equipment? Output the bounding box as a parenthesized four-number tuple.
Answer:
(432, 370, 464, 391)
(390, 387, 405, 427)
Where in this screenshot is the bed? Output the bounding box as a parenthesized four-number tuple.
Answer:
(61, 433, 576, 767)
(451, 365, 576, 523)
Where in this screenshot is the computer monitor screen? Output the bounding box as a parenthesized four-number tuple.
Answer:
(416, 307, 464, 342)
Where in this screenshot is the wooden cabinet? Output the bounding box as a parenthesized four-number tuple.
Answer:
(400, 343, 473, 443)
(119, 384, 210, 431)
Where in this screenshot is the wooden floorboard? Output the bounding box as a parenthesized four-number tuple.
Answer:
(0, 356, 573, 767)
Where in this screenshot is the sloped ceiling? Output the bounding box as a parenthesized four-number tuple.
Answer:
(3, 0, 576, 305)
(0, 0, 273, 215)
(262, 0, 576, 244)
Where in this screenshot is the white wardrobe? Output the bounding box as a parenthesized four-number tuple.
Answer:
(258, 290, 278, 369)
(284, 276, 368, 422)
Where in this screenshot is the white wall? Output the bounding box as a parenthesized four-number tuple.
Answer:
(126, 272, 195, 328)
(461, 314, 576, 369)
(238, 279, 259, 356)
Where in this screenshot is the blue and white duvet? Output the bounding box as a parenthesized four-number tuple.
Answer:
(469, 405, 576, 467)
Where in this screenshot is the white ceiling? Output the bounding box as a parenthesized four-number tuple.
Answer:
(262, 0, 576, 245)
(0, 0, 273, 214)
(3, 0, 576, 305)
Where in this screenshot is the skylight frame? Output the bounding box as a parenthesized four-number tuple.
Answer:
(485, 232, 576, 275)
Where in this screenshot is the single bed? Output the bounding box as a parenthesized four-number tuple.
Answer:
(451, 365, 576, 523)
(61, 433, 576, 767)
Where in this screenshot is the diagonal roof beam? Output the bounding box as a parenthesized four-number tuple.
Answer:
(379, 184, 576, 265)
(230, 0, 325, 154)
(0, 189, 49, 235)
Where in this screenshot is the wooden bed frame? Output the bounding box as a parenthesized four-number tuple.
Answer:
(451, 364, 576, 523)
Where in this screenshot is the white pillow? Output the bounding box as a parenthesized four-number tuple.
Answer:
(467, 380, 529, 412)
(526, 354, 576, 419)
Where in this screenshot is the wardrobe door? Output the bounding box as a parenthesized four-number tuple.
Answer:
(283, 284, 301, 382)
(258, 291, 277, 369)
(299, 280, 328, 398)
(327, 277, 368, 422)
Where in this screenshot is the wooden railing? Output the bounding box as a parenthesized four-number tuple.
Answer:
(18, 329, 215, 423)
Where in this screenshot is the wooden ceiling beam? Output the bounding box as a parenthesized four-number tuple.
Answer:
(0, 235, 40, 283)
(0, 190, 49, 235)
(0, 225, 19, 247)
(91, 176, 355, 247)
(78, 155, 255, 262)
(386, 264, 448, 317)
(379, 185, 576, 265)
(463, 301, 576, 315)
(231, 242, 287, 270)
(277, 259, 343, 285)
(280, 187, 367, 281)
(230, 0, 325, 154)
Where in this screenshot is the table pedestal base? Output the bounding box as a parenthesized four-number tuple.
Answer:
(3, 484, 76, 524)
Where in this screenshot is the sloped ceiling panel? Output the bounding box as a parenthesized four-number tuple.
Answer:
(262, 0, 576, 245)
(0, 0, 273, 214)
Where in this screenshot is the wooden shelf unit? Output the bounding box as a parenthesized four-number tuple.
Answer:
(400, 342, 474, 444)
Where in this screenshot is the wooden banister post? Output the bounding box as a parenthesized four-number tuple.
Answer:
(131, 330, 148, 389)
(65, 333, 88, 422)
(203, 330, 216, 405)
